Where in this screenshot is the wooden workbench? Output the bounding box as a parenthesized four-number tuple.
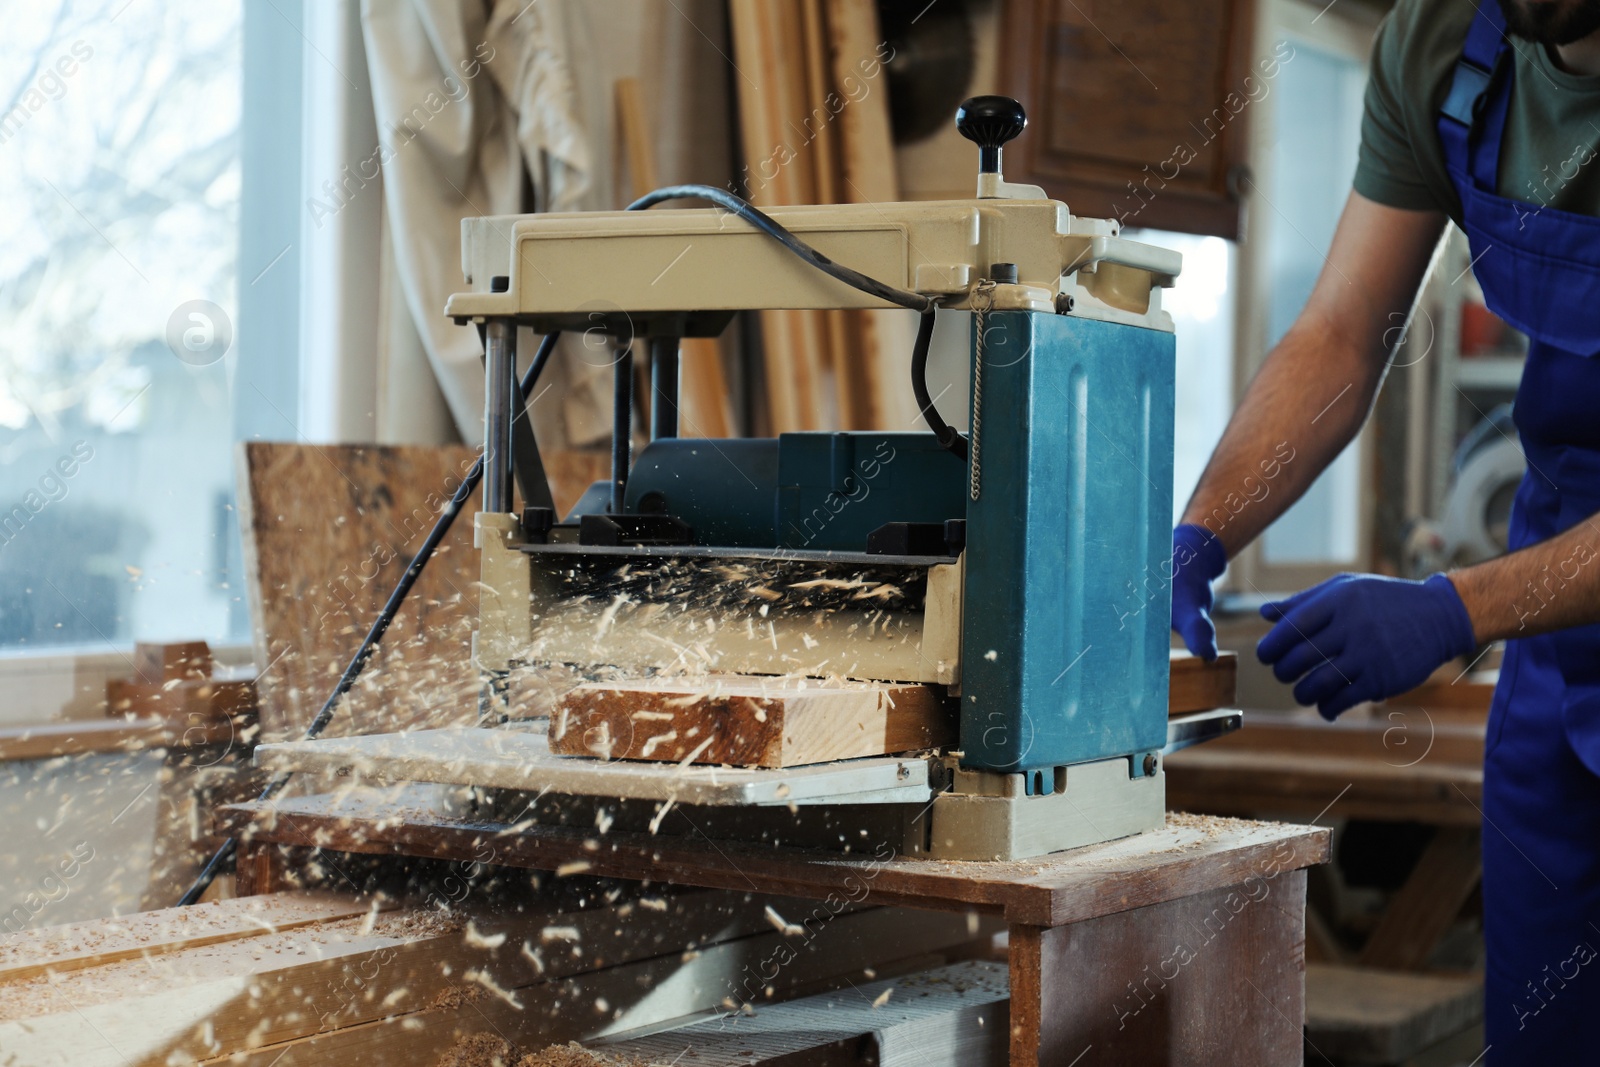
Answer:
(221, 793, 1328, 1065)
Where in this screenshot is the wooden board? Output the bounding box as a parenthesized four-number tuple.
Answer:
(219, 795, 1329, 929)
(1168, 649, 1236, 715)
(549, 675, 952, 767)
(238, 442, 485, 742)
(239, 442, 606, 742)
(1166, 712, 1485, 826)
(1009, 872, 1307, 1065)
(1306, 964, 1483, 1064)
(615, 77, 734, 439)
(0, 718, 235, 761)
(0, 891, 383, 983)
(598, 959, 1008, 1065)
(0, 884, 987, 1067)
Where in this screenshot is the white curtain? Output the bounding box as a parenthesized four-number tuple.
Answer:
(359, 0, 732, 449)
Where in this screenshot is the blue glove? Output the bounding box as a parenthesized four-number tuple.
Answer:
(1257, 572, 1476, 720)
(1171, 523, 1228, 661)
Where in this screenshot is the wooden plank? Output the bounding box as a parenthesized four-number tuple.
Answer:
(1, 888, 896, 1065)
(105, 677, 255, 726)
(615, 77, 659, 194)
(826, 0, 899, 429)
(1010, 873, 1307, 1065)
(728, 0, 827, 431)
(197, 907, 985, 1067)
(1166, 712, 1486, 826)
(133, 641, 214, 683)
(1357, 827, 1481, 971)
(1386, 677, 1496, 716)
(549, 675, 952, 767)
(238, 441, 484, 742)
(598, 960, 1007, 1065)
(1166, 747, 1483, 827)
(0, 718, 235, 761)
(1305, 966, 1478, 1062)
(614, 77, 734, 439)
(219, 795, 1329, 928)
(1305, 964, 1483, 1064)
(1167, 649, 1236, 715)
(0, 891, 384, 983)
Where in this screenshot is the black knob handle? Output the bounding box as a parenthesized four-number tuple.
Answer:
(956, 96, 1027, 174)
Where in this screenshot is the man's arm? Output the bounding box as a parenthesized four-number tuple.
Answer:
(1180, 191, 1447, 555)
(1452, 517, 1600, 641)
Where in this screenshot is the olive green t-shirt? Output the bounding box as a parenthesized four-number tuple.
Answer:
(1355, 0, 1600, 224)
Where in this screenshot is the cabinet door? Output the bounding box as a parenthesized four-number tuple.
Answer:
(999, 0, 1259, 239)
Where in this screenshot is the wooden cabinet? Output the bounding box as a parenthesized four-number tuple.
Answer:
(998, 0, 1260, 238)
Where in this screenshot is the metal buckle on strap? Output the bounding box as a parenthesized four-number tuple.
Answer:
(1441, 58, 1493, 126)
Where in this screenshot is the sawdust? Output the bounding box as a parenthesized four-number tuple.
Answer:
(436, 1036, 646, 1067)
(429, 984, 488, 1011)
(516, 1042, 648, 1067)
(437, 1032, 517, 1067)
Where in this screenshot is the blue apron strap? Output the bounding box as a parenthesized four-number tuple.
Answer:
(1438, 3, 1510, 184)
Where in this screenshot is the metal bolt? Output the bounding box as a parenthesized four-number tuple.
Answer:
(1142, 753, 1158, 777)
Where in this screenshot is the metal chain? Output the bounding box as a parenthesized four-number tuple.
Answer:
(969, 279, 998, 501)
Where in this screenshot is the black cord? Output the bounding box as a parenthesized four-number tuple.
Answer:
(910, 310, 965, 459)
(624, 185, 966, 457)
(627, 185, 937, 314)
(176, 331, 563, 906)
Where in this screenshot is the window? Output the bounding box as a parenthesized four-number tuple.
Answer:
(1124, 229, 1237, 524)
(0, 1, 300, 666)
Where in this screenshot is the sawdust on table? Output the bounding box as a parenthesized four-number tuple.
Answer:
(436, 1032, 516, 1067)
(517, 1042, 648, 1067)
(436, 1036, 646, 1067)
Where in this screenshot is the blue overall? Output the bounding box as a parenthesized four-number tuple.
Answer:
(1440, 7, 1600, 1058)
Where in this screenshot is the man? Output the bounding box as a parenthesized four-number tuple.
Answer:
(1170, 0, 1600, 1058)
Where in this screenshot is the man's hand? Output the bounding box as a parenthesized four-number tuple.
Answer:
(1171, 524, 1228, 661)
(1257, 573, 1477, 720)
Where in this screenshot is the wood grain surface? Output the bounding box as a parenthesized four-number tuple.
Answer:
(550, 675, 952, 767)
(237, 442, 485, 741)
(219, 794, 1328, 928)
(1167, 649, 1236, 715)
(1009, 872, 1307, 1065)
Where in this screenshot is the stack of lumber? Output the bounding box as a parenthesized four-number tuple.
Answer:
(0, 887, 995, 1066)
(728, 0, 912, 433)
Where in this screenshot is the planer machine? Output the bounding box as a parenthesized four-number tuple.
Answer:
(254, 97, 1239, 863)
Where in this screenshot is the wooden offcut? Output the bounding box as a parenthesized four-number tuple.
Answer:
(1168, 648, 1237, 715)
(550, 675, 951, 767)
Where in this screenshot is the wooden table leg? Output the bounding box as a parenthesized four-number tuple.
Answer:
(1357, 826, 1480, 971)
(234, 838, 290, 896)
(1009, 871, 1308, 1065)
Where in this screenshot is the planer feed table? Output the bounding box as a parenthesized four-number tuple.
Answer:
(256, 96, 1242, 864)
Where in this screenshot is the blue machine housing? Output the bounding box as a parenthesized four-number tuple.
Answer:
(960, 311, 1174, 773)
(611, 310, 1174, 778)
(623, 432, 966, 552)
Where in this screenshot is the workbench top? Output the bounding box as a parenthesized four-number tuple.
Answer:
(219, 792, 1328, 927)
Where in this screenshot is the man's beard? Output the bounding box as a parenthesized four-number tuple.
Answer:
(1497, 0, 1600, 46)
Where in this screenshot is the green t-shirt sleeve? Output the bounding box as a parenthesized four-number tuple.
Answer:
(1354, 7, 1443, 211)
